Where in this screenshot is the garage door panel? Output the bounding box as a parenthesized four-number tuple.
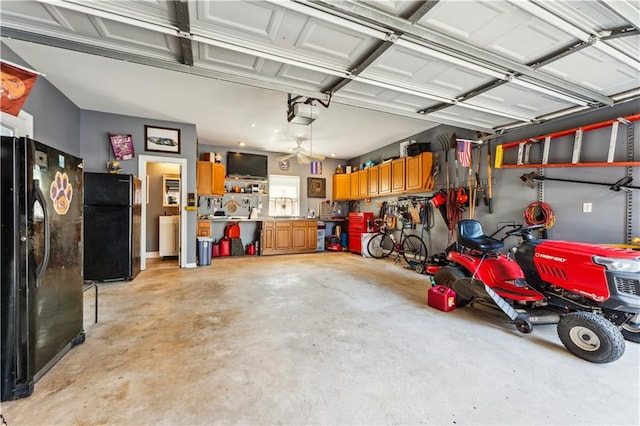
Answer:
(192, 0, 378, 68)
(474, 84, 574, 117)
(430, 105, 515, 128)
(0, 3, 180, 58)
(541, 47, 639, 94)
(364, 46, 493, 98)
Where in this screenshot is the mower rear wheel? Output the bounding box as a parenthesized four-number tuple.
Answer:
(557, 312, 625, 363)
(434, 266, 472, 307)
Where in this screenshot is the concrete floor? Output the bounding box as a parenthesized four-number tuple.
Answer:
(2, 253, 639, 425)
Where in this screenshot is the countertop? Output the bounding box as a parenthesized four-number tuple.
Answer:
(197, 216, 347, 222)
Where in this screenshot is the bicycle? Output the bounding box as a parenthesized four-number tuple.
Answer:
(367, 218, 428, 269)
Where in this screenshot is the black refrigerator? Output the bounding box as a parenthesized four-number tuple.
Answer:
(1, 136, 85, 401)
(83, 172, 141, 281)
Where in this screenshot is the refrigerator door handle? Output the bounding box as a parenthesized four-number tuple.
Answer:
(33, 180, 50, 287)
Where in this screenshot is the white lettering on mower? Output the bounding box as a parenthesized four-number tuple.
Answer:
(535, 253, 567, 262)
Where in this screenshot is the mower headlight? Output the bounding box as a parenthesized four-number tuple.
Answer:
(593, 256, 640, 273)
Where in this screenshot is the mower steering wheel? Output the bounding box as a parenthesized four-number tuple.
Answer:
(505, 224, 546, 239)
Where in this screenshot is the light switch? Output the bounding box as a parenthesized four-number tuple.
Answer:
(582, 202, 592, 213)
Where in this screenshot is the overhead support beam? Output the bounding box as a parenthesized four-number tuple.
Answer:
(0, 27, 332, 103)
(309, 0, 613, 106)
(600, 26, 640, 41)
(598, 0, 640, 33)
(405, 1, 440, 23)
(322, 40, 394, 94)
(173, 0, 193, 66)
(323, 0, 440, 95)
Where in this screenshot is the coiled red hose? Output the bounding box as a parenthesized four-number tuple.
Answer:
(523, 202, 555, 229)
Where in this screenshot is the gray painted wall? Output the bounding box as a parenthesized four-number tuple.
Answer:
(1, 42, 81, 155)
(79, 110, 198, 264)
(351, 101, 640, 255)
(197, 144, 349, 218)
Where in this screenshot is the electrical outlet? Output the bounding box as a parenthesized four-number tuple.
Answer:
(583, 202, 592, 213)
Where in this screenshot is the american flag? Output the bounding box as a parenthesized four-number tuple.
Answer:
(456, 140, 471, 167)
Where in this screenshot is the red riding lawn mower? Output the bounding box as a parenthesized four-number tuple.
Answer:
(431, 220, 640, 363)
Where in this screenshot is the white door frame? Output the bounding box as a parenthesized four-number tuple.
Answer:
(138, 155, 188, 269)
(1, 110, 34, 137)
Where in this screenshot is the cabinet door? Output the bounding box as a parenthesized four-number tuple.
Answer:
(197, 220, 211, 237)
(349, 173, 359, 199)
(379, 162, 391, 194)
(159, 216, 179, 257)
(391, 157, 405, 193)
(275, 222, 291, 250)
(358, 169, 368, 198)
(333, 174, 350, 200)
(405, 155, 422, 191)
(196, 161, 213, 195)
(292, 222, 307, 250)
(368, 165, 379, 196)
(307, 221, 318, 251)
(261, 221, 274, 255)
(212, 163, 225, 195)
(419, 152, 435, 191)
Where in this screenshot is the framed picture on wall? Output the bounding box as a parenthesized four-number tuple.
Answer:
(307, 177, 326, 198)
(145, 125, 181, 154)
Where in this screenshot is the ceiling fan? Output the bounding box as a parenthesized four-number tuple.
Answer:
(278, 138, 325, 164)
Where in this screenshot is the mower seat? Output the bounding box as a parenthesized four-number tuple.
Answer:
(457, 220, 504, 252)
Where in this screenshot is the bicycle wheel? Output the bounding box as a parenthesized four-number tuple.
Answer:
(367, 233, 394, 258)
(402, 235, 428, 266)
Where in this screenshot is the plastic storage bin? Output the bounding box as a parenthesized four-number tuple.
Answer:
(197, 237, 213, 266)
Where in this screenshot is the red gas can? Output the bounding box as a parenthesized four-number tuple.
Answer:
(219, 238, 231, 257)
(427, 285, 456, 312)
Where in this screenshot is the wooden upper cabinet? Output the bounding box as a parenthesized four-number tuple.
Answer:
(406, 152, 435, 192)
(391, 157, 405, 193)
(405, 154, 422, 191)
(358, 169, 368, 198)
(197, 161, 225, 196)
(378, 162, 391, 195)
(349, 172, 359, 199)
(332, 174, 350, 201)
(212, 163, 225, 195)
(368, 165, 379, 196)
(197, 161, 213, 195)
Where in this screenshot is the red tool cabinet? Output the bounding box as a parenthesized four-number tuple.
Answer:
(348, 212, 374, 254)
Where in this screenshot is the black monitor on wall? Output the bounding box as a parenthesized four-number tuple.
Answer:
(226, 152, 268, 179)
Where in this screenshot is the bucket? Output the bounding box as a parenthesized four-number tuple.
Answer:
(427, 285, 456, 312)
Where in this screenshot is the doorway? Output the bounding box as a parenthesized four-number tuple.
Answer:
(1, 110, 34, 137)
(138, 155, 188, 270)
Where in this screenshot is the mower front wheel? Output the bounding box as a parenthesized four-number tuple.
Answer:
(557, 312, 625, 363)
(433, 266, 472, 307)
(621, 314, 640, 343)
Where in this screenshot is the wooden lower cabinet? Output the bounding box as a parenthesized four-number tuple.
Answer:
(261, 220, 317, 256)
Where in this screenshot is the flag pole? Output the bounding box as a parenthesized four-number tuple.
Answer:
(1, 60, 46, 77)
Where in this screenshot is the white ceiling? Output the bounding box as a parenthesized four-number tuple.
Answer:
(1, 0, 639, 159)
